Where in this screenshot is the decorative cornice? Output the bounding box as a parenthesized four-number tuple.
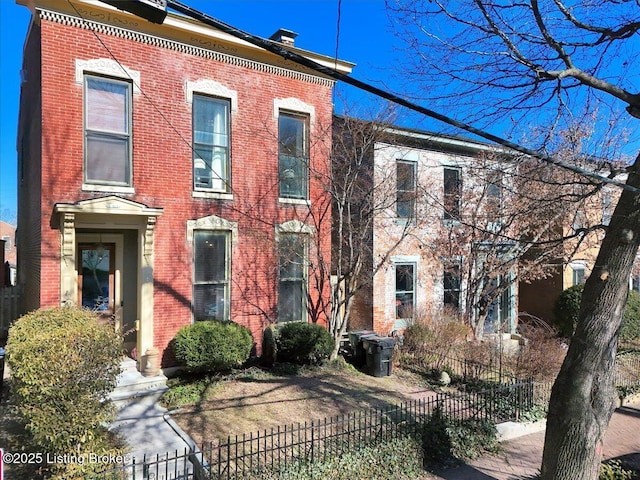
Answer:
(38, 8, 336, 88)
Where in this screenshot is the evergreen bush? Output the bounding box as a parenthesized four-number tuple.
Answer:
(5, 306, 124, 478)
(554, 285, 640, 341)
(276, 322, 333, 365)
(172, 321, 253, 373)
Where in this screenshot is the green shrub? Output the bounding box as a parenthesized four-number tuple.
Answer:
(261, 324, 280, 367)
(421, 407, 498, 468)
(622, 291, 640, 343)
(276, 322, 334, 365)
(255, 436, 423, 480)
(599, 460, 636, 480)
(553, 284, 584, 337)
(5, 306, 124, 477)
(172, 321, 253, 373)
(554, 286, 640, 341)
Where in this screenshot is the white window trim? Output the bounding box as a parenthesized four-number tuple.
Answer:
(187, 214, 239, 243)
(76, 58, 140, 93)
(273, 98, 315, 122)
(188, 80, 236, 195)
(276, 219, 313, 235)
(186, 79, 238, 112)
(187, 215, 238, 323)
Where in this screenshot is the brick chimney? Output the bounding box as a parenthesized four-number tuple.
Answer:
(269, 28, 298, 47)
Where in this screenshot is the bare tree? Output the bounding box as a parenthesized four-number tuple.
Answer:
(387, 1, 640, 478)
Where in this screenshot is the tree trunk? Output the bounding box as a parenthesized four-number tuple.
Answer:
(541, 153, 640, 479)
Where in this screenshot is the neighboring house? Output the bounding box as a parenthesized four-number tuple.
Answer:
(16, 0, 353, 369)
(344, 122, 518, 338)
(519, 183, 620, 327)
(0, 221, 17, 286)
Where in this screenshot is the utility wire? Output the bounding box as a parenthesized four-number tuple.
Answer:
(166, 0, 639, 194)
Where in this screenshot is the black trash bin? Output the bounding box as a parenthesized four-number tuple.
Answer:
(362, 336, 395, 377)
(348, 330, 376, 367)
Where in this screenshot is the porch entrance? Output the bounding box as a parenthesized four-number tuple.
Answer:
(76, 232, 136, 355)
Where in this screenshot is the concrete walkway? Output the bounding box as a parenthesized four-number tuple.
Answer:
(431, 399, 640, 479)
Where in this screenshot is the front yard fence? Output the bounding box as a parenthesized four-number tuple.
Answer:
(94, 379, 534, 479)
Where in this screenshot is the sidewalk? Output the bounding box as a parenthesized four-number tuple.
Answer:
(431, 398, 640, 479)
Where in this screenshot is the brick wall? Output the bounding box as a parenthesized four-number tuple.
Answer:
(32, 14, 334, 362)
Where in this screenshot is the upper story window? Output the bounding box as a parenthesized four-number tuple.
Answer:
(84, 76, 132, 186)
(278, 112, 309, 200)
(193, 94, 231, 192)
(443, 167, 462, 220)
(443, 264, 461, 310)
(396, 160, 417, 218)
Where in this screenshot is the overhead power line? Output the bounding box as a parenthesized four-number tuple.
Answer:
(109, 0, 639, 193)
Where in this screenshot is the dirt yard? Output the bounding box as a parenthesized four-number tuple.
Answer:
(170, 364, 438, 447)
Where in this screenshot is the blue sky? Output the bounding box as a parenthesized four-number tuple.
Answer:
(0, 0, 405, 224)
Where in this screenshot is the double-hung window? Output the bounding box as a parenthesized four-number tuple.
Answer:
(443, 167, 462, 220)
(278, 234, 307, 322)
(396, 160, 417, 218)
(278, 112, 308, 200)
(443, 264, 461, 310)
(84, 76, 132, 185)
(395, 263, 416, 319)
(193, 231, 230, 321)
(193, 95, 230, 191)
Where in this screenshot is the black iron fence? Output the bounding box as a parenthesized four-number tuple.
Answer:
(90, 351, 639, 479)
(93, 379, 534, 479)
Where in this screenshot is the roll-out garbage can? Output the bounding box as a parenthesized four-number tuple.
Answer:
(348, 330, 376, 367)
(363, 336, 395, 377)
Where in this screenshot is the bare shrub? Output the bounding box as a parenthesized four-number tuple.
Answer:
(507, 326, 566, 381)
(401, 305, 470, 370)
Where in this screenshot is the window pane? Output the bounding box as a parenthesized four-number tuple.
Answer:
(397, 162, 415, 191)
(278, 234, 307, 323)
(279, 115, 305, 157)
(395, 264, 415, 319)
(278, 280, 304, 322)
(279, 113, 308, 199)
(395, 264, 414, 292)
(279, 155, 307, 199)
(194, 232, 227, 282)
(86, 78, 128, 133)
(194, 146, 227, 190)
(194, 96, 229, 147)
(193, 96, 230, 191)
(85, 77, 130, 186)
(444, 167, 461, 219)
(86, 134, 129, 183)
(193, 284, 227, 321)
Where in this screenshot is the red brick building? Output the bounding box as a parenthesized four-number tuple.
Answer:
(16, 0, 352, 369)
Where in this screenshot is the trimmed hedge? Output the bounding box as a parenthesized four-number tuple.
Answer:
(276, 322, 334, 365)
(6, 306, 124, 478)
(172, 321, 253, 373)
(554, 285, 640, 341)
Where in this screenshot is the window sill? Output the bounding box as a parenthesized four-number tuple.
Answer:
(82, 184, 135, 194)
(192, 191, 234, 201)
(279, 197, 310, 206)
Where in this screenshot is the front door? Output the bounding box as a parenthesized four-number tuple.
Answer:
(78, 243, 115, 323)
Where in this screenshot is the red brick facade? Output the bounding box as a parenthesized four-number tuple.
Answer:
(17, 0, 349, 367)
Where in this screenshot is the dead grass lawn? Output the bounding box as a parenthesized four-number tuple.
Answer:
(170, 365, 437, 447)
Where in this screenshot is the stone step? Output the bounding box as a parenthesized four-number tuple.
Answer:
(110, 359, 168, 404)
